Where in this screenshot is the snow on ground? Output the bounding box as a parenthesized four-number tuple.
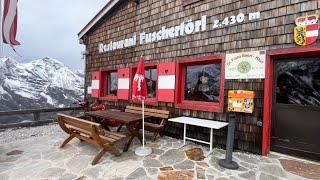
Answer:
(3, 78, 22, 89)
(40, 92, 56, 106)
(0, 86, 7, 95)
(15, 90, 38, 99)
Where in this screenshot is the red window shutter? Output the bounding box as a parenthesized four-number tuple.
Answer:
(91, 71, 101, 98)
(157, 62, 176, 102)
(117, 68, 130, 100)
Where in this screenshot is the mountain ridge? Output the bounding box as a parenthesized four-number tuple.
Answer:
(0, 57, 84, 124)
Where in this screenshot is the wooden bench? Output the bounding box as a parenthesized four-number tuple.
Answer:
(57, 113, 126, 165)
(124, 106, 170, 142)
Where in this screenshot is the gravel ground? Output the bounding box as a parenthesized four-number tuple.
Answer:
(0, 123, 65, 144)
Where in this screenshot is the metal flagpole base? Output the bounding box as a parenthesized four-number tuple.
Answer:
(218, 113, 239, 170)
(135, 146, 152, 156)
(218, 159, 239, 170)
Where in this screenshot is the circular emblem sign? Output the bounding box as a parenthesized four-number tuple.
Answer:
(237, 61, 251, 74)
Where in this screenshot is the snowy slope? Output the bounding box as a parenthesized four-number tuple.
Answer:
(0, 57, 84, 123)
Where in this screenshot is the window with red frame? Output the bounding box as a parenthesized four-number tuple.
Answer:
(145, 68, 157, 98)
(176, 56, 224, 112)
(104, 71, 118, 96)
(131, 66, 158, 104)
(184, 64, 221, 102)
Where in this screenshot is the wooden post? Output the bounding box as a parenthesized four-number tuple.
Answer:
(33, 112, 40, 121)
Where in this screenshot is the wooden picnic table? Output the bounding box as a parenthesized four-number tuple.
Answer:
(85, 110, 150, 152)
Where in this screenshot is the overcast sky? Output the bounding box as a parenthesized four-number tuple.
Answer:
(3, 0, 107, 69)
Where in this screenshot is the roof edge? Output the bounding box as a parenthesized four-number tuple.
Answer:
(78, 0, 121, 40)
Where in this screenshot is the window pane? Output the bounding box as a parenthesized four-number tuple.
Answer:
(107, 72, 117, 96)
(184, 64, 221, 102)
(145, 68, 157, 98)
(276, 58, 320, 107)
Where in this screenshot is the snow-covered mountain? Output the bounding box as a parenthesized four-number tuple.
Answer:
(0, 57, 84, 123)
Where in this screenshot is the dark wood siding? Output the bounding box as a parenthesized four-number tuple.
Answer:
(83, 0, 320, 154)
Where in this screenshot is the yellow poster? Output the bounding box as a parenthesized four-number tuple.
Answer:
(227, 90, 254, 113)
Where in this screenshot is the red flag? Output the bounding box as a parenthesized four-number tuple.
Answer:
(132, 56, 147, 101)
(2, 0, 20, 46)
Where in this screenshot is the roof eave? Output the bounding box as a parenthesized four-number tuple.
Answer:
(78, 0, 121, 40)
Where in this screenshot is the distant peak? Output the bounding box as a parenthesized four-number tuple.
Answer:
(0, 57, 17, 65)
(30, 57, 64, 67)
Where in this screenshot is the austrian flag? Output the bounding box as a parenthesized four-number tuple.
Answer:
(2, 0, 20, 46)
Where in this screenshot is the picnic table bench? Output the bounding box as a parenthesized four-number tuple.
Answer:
(169, 116, 228, 156)
(57, 113, 126, 165)
(85, 110, 150, 152)
(125, 106, 170, 142)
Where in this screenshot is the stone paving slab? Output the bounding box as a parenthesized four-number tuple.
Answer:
(0, 124, 318, 180)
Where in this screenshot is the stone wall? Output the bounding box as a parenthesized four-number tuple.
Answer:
(82, 0, 320, 154)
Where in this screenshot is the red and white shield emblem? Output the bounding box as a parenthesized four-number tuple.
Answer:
(294, 14, 319, 46)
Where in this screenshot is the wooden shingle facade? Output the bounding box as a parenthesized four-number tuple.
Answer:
(79, 0, 320, 156)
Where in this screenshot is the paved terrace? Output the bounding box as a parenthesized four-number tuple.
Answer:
(0, 124, 319, 180)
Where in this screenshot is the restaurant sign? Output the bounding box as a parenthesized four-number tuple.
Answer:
(99, 11, 261, 53)
(225, 50, 266, 79)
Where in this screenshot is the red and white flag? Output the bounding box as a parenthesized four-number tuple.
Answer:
(2, 0, 20, 46)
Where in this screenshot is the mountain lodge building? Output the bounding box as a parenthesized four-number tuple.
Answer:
(78, 0, 320, 161)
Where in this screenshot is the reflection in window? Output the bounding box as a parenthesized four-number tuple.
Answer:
(107, 72, 117, 96)
(145, 68, 157, 98)
(184, 64, 221, 102)
(276, 58, 320, 107)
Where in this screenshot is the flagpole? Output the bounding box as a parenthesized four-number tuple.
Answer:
(134, 56, 152, 157)
(142, 99, 145, 148)
(0, 0, 3, 58)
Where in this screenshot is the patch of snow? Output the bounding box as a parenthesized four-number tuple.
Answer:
(4, 78, 22, 89)
(0, 86, 7, 95)
(40, 92, 55, 106)
(62, 94, 68, 99)
(14, 90, 38, 99)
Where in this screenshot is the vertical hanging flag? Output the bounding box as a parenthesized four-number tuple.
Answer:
(2, 0, 20, 49)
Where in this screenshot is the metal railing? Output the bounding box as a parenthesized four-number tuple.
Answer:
(0, 106, 83, 129)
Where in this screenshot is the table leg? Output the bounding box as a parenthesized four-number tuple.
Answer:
(123, 121, 142, 152)
(206, 128, 214, 157)
(179, 123, 187, 149)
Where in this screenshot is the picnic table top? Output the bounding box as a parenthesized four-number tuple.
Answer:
(169, 116, 228, 129)
(85, 110, 150, 124)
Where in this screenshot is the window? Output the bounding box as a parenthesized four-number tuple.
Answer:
(131, 65, 158, 105)
(276, 57, 320, 107)
(100, 70, 118, 101)
(176, 56, 225, 112)
(145, 68, 157, 98)
(107, 71, 118, 96)
(184, 64, 221, 102)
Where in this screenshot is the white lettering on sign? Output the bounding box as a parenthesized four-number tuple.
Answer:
(98, 11, 261, 53)
(213, 11, 260, 29)
(99, 34, 137, 53)
(248, 11, 261, 21)
(140, 15, 206, 44)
